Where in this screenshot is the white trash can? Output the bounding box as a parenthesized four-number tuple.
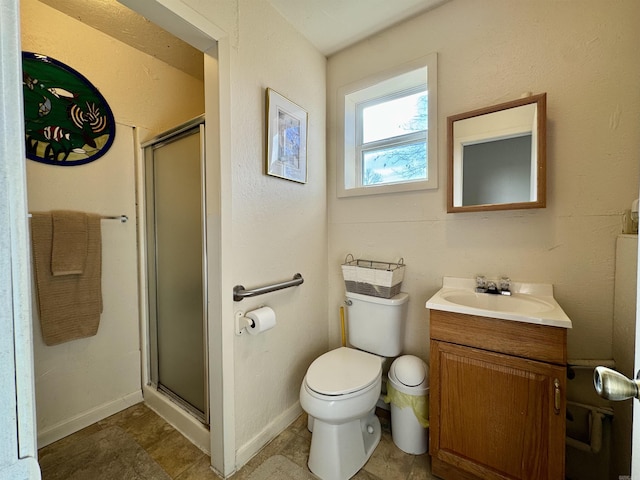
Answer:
(385, 355, 429, 454)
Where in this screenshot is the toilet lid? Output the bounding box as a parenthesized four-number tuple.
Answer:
(306, 347, 381, 396)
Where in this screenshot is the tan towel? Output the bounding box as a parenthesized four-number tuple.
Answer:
(51, 210, 88, 275)
(30, 212, 103, 346)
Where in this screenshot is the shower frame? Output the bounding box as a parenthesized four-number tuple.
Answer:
(142, 115, 209, 425)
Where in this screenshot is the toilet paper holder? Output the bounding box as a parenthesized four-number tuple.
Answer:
(235, 306, 276, 336)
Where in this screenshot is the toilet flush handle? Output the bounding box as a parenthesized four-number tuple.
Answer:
(344, 299, 352, 306)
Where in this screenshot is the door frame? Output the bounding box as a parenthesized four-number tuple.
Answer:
(632, 186, 640, 475)
(0, 0, 40, 477)
(116, 1, 235, 475)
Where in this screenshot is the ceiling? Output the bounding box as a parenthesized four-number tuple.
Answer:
(266, 0, 448, 56)
(37, 0, 205, 79)
(37, 0, 448, 77)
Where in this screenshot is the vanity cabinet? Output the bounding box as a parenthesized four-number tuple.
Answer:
(429, 310, 567, 480)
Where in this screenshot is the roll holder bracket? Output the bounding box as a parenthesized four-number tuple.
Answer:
(234, 311, 255, 336)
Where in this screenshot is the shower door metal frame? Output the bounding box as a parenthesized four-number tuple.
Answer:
(143, 115, 209, 424)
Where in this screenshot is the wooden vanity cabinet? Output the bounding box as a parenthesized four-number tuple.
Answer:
(429, 310, 567, 480)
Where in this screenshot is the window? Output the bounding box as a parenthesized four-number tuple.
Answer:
(337, 53, 438, 197)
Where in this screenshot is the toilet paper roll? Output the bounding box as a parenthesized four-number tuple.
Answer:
(246, 306, 276, 335)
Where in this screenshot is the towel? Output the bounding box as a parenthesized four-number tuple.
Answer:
(51, 210, 88, 275)
(30, 212, 103, 346)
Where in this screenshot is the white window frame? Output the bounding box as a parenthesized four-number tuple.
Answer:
(337, 53, 438, 197)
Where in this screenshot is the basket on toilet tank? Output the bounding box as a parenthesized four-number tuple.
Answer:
(342, 254, 405, 299)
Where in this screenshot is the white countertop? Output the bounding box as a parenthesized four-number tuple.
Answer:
(425, 277, 572, 329)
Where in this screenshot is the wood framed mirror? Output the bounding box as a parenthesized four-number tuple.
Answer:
(447, 93, 546, 213)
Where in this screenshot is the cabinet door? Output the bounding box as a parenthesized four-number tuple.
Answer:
(430, 340, 565, 480)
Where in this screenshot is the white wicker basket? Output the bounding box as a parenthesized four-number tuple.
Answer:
(341, 255, 405, 299)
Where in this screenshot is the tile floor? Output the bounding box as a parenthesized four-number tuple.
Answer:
(38, 402, 437, 479)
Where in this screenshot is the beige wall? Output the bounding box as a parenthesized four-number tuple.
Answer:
(165, 0, 329, 463)
(193, 0, 329, 458)
(146, 0, 329, 464)
(21, 0, 204, 444)
(24, 0, 329, 466)
(327, 0, 640, 362)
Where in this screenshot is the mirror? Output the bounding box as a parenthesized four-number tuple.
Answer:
(447, 93, 546, 213)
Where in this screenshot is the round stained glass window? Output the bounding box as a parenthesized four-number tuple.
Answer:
(22, 52, 116, 166)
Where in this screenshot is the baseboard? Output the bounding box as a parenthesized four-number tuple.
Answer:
(37, 390, 143, 448)
(235, 401, 303, 469)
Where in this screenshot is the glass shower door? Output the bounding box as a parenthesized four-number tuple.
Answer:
(145, 120, 208, 422)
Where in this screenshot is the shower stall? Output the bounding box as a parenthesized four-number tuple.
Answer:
(141, 115, 210, 446)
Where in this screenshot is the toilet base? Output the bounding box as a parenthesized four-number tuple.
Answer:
(307, 409, 381, 480)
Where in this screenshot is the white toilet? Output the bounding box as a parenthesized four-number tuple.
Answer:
(300, 291, 409, 480)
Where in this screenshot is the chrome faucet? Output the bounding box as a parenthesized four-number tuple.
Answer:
(498, 276, 512, 296)
(475, 275, 487, 293)
(475, 275, 511, 295)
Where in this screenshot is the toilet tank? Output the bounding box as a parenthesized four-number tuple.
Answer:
(345, 291, 409, 357)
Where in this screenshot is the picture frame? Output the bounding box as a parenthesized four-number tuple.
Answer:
(265, 88, 308, 184)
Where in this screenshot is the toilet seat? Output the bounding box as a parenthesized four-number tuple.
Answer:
(306, 347, 381, 396)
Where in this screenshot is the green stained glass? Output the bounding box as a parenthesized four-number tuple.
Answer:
(22, 52, 116, 166)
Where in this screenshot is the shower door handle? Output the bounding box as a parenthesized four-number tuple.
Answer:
(593, 366, 640, 401)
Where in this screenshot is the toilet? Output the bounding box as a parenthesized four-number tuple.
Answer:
(300, 291, 409, 480)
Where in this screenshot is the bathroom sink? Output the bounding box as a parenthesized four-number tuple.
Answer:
(440, 291, 555, 314)
(426, 277, 572, 328)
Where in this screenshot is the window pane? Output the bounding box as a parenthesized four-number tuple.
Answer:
(362, 91, 427, 144)
(362, 142, 427, 186)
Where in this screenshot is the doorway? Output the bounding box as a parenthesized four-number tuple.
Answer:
(144, 117, 208, 423)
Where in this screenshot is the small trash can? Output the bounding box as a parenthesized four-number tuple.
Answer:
(384, 355, 429, 454)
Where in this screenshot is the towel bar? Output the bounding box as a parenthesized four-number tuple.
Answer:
(28, 213, 128, 223)
(233, 273, 304, 301)
(104, 215, 128, 223)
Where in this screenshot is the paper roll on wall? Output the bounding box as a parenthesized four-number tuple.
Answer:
(246, 306, 276, 335)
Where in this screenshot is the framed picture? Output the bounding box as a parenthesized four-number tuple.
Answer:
(266, 88, 307, 183)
